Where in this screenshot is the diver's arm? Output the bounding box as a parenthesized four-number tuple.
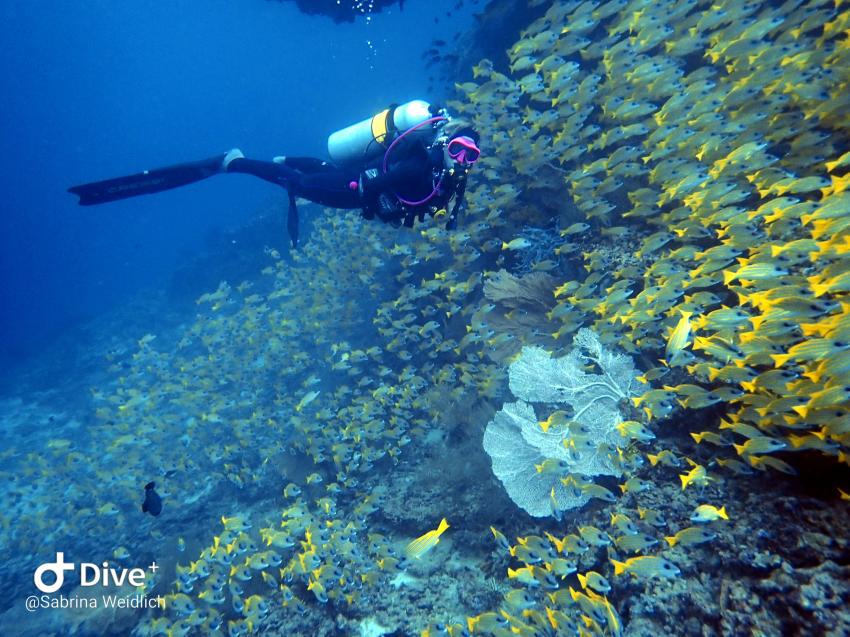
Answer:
(446, 177, 468, 230)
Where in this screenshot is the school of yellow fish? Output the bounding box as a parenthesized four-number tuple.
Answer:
(455, 0, 850, 471)
(1, 0, 849, 634)
(438, 0, 849, 631)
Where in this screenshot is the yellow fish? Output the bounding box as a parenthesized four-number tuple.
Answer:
(616, 420, 655, 443)
(112, 546, 130, 560)
(489, 526, 510, 552)
(614, 533, 658, 553)
(610, 513, 638, 536)
(405, 518, 450, 559)
(98, 503, 120, 516)
(825, 149, 850, 173)
(647, 449, 681, 467)
(501, 238, 533, 251)
(305, 472, 323, 485)
(733, 436, 787, 456)
(690, 504, 729, 523)
(665, 526, 717, 548)
(295, 390, 320, 412)
(560, 222, 591, 236)
(538, 410, 572, 432)
(665, 310, 693, 365)
(503, 588, 536, 611)
(577, 571, 611, 594)
(620, 476, 652, 495)
(535, 458, 570, 475)
(748, 455, 798, 475)
(610, 556, 680, 579)
(679, 461, 708, 490)
(506, 565, 537, 586)
(578, 526, 611, 547)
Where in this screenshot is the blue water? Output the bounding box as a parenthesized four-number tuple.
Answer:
(0, 0, 474, 365)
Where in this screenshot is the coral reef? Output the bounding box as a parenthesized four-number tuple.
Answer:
(3, 0, 850, 635)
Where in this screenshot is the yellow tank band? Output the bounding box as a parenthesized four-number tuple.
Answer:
(371, 109, 390, 145)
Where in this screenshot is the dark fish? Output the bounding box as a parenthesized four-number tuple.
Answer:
(432, 39, 446, 46)
(142, 481, 162, 516)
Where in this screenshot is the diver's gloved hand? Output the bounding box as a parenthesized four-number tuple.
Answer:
(358, 168, 379, 196)
(221, 148, 244, 172)
(376, 193, 404, 225)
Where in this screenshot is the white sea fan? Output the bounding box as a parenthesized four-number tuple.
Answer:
(483, 329, 643, 517)
(482, 400, 590, 517)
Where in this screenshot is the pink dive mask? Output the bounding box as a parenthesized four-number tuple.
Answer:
(447, 135, 481, 165)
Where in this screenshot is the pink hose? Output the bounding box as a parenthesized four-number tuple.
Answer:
(383, 116, 447, 207)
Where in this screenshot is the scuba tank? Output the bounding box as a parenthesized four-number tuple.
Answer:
(327, 100, 437, 166)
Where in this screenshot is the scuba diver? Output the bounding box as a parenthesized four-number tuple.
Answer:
(68, 100, 481, 248)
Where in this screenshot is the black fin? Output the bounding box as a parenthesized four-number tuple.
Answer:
(68, 154, 226, 205)
(287, 191, 299, 248)
(145, 481, 155, 490)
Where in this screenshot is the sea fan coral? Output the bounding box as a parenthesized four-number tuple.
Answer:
(483, 329, 644, 517)
(477, 269, 560, 362)
(483, 269, 557, 309)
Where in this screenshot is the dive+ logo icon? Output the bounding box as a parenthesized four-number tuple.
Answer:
(33, 553, 75, 593)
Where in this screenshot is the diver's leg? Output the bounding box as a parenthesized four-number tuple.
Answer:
(226, 157, 304, 246)
(225, 157, 301, 188)
(68, 153, 231, 205)
(228, 158, 359, 208)
(297, 172, 362, 209)
(279, 157, 338, 173)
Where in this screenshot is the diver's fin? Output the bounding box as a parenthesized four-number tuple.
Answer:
(68, 153, 227, 205)
(445, 212, 458, 231)
(287, 191, 299, 249)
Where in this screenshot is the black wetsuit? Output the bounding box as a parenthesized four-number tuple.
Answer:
(355, 136, 469, 230)
(227, 136, 468, 230)
(228, 157, 361, 209)
(226, 156, 361, 246)
(69, 137, 469, 247)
